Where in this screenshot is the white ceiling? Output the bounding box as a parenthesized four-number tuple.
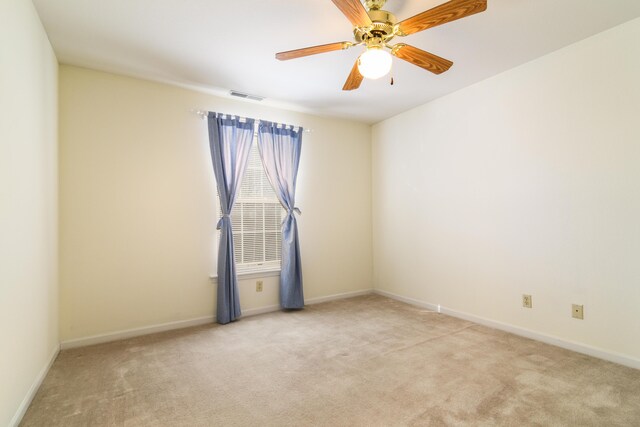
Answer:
(33, 0, 640, 124)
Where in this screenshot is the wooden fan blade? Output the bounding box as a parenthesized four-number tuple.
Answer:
(331, 0, 372, 27)
(342, 60, 364, 91)
(276, 42, 351, 61)
(397, 0, 487, 36)
(391, 44, 453, 74)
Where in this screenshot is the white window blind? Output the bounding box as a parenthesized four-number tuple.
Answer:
(219, 139, 285, 274)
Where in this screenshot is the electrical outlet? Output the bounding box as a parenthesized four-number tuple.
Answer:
(256, 281, 263, 292)
(522, 294, 532, 308)
(572, 304, 584, 319)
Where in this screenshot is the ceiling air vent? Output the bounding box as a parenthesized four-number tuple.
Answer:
(229, 90, 264, 102)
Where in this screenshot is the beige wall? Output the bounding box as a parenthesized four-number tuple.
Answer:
(0, 0, 59, 425)
(372, 18, 640, 363)
(59, 65, 372, 342)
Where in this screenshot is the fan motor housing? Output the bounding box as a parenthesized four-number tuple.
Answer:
(353, 9, 398, 43)
(365, 0, 387, 10)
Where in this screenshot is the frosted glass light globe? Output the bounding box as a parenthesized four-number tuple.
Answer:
(357, 48, 392, 80)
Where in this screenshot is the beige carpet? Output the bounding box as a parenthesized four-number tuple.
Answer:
(21, 294, 640, 426)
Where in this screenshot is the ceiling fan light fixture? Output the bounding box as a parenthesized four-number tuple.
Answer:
(357, 47, 392, 80)
(275, 0, 488, 90)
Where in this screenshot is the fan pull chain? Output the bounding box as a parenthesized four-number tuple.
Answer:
(390, 61, 394, 86)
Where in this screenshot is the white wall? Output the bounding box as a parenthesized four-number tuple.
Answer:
(0, 0, 59, 425)
(59, 65, 372, 342)
(373, 18, 640, 363)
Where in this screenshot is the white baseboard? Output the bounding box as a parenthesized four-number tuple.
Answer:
(242, 304, 280, 317)
(10, 344, 60, 427)
(374, 289, 440, 312)
(306, 288, 373, 305)
(232, 288, 373, 316)
(60, 316, 215, 349)
(373, 289, 640, 370)
(60, 288, 374, 350)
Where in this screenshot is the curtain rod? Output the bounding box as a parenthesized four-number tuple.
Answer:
(194, 110, 312, 133)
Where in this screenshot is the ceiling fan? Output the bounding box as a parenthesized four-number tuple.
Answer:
(276, 0, 487, 90)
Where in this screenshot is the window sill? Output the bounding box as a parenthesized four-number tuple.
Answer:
(209, 269, 280, 283)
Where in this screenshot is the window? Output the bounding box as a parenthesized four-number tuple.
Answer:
(219, 138, 285, 274)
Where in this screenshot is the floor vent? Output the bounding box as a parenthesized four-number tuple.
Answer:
(229, 90, 264, 101)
